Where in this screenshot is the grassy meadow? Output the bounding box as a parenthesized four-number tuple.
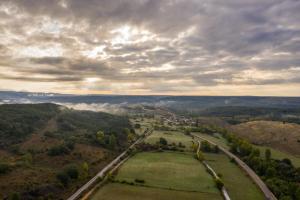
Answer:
(205, 153, 265, 200)
(90, 183, 222, 200)
(115, 152, 218, 193)
(145, 131, 194, 150)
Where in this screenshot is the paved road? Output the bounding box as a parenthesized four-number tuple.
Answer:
(67, 128, 152, 200)
(192, 133, 277, 200)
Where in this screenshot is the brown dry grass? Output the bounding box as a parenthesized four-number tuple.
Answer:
(231, 120, 300, 155)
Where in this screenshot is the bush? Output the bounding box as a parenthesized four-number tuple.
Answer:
(159, 137, 168, 146)
(47, 144, 70, 156)
(214, 178, 224, 190)
(0, 162, 10, 174)
(64, 165, 79, 179)
(134, 179, 145, 184)
(8, 192, 20, 200)
(230, 157, 236, 164)
(56, 171, 70, 187)
(134, 123, 141, 129)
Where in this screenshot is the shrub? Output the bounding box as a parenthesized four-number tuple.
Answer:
(134, 179, 145, 184)
(230, 157, 236, 164)
(64, 165, 79, 179)
(213, 145, 220, 153)
(214, 178, 224, 190)
(56, 171, 70, 187)
(159, 137, 168, 146)
(0, 162, 10, 174)
(134, 123, 141, 129)
(197, 151, 205, 161)
(8, 192, 20, 200)
(44, 131, 55, 138)
(47, 144, 70, 156)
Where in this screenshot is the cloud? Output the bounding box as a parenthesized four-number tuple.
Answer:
(0, 0, 300, 95)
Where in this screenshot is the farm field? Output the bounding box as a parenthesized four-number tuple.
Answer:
(115, 152, 219, 193)
(90, 183, 222, 200)
(90, 151, 222, 200)
(145, 131, 193, 150)
(205, 153, 265, 200)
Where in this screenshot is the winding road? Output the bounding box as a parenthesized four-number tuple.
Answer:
(192, 133, 277, 200)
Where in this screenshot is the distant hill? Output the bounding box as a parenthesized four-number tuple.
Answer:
(1, 91, 300, 108)
(197, 106, 300, 124)
(231, 121, 300, 155)
(0, 103, 134, 199)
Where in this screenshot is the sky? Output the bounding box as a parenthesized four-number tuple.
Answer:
(0, 0, 300, 96)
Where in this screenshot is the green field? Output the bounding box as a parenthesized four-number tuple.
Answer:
(91, 183, 222, 200)
(116, 152, 219, 193)
(145, 131, 193, 150)
(205, 153, 265, 200)
(91, 151, 222, 200)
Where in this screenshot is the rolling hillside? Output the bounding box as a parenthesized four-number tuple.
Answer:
(0, 103, 134, 200)
(231, 121, 300, 155)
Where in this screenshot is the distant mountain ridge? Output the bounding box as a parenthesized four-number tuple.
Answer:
(1, 91, 300, 109)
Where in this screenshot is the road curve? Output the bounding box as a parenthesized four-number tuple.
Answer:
(67, 129, 152, 200)
(192, 133, 277, 200)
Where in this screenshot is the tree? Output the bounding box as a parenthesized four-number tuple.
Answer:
(96, 131, 105, 145)
(214, 178, 224, 190)
(266, 167, 276, 178)
(134, 123, 141, 129)
(197, 150, 205, 161)
(191, 142, 198, 152)
(65, 165, 79, 179)
(108, 135, 117, 150)
(295, 187, 300, 200)
(159, 137, 168, 146)
(56, 171, 70, 187)
(265, 149, 271, 161)
(22, 152, 33, 166)
(127, 133, 135, 143)
(184, 129, 191, 135)
(200, 141, 211, 152)
(81, 162, 89, 179)
(213, 145, 220, 153)
(251, 148, 260, 157)
(0, 162, 10, 174)
(8, 192, 20, 200)
(48, 144, 70, 156)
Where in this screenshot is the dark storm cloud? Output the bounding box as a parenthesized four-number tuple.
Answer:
(0, 0, 300, 94)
